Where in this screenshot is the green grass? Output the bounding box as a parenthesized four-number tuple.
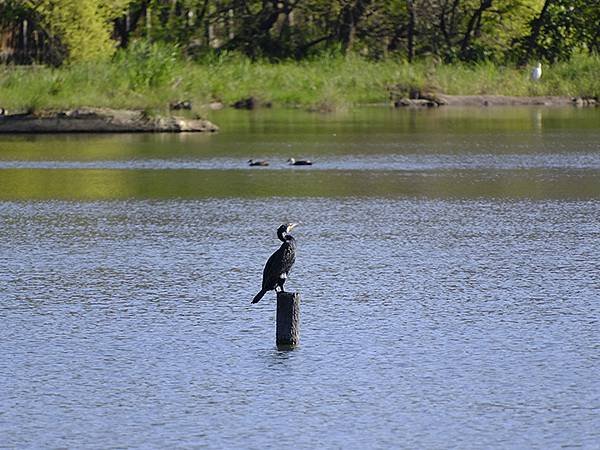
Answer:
(1, 44, 598, 113)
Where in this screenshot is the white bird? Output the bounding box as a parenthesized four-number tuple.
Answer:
(531, 62, 542, 81)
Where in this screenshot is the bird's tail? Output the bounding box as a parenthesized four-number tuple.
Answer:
(252, 289, 267, 304)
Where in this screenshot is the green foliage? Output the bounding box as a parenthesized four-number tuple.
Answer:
(3, 0, 135, 63)
(2, 0, 599, 65)
(0, 1, 30, 27)
(513, 0, 600, 63)
(114, 40, 180, 88)
(1, 52, 598, 113)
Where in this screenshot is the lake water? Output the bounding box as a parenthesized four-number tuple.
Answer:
(1, 107, 599, 448)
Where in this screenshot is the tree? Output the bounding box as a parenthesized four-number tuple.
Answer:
(1, 0, 598, 64)
(25, 0, 134, 62)
(516, 0, 600, 63)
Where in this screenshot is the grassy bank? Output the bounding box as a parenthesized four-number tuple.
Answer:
(1, 46, 599, 113)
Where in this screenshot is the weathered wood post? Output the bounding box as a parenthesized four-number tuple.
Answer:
(276, 292, 300, 348)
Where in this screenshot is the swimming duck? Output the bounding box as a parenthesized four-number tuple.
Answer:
(248, 159, 269, 166)
(288, 158, 313, 166)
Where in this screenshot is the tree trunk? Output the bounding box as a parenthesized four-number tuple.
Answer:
(519, 0, 554, 64)
(338, 0, 372, 54)
(459, 0, 492, 60)
(407, 0, 415, 61)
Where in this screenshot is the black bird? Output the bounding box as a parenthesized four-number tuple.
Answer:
(252, 223, 298, 304)
(288, 157, 313, 166)
(248, 159, 269, 166)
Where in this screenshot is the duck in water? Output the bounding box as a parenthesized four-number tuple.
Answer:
(288, 157, 313, 166)
(248, 159, 269, 166)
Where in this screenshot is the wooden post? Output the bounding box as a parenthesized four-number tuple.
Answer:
(276, 292, 300, 348)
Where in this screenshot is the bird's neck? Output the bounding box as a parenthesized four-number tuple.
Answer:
(278, 233, 295, 245)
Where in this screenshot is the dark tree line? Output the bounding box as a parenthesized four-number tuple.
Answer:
(0, 0, 598, 64)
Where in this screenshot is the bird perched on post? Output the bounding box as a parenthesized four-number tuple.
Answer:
(252, 223, 298, 304)
(531, 62, 542, 81)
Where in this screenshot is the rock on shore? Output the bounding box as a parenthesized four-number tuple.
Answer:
(0, 108, 218, 133)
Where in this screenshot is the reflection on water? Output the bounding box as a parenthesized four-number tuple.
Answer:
(0, 107, 599, 200)
(1, 168, 600, 200)
(1, 107, 599, 448)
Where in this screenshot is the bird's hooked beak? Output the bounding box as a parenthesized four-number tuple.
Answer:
(287, 223, 299, 233)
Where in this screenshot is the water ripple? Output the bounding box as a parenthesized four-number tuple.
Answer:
(1, 199, 599, 448)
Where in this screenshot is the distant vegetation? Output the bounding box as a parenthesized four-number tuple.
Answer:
(0, 1, 598, 111)
(1, 49, 598, 112)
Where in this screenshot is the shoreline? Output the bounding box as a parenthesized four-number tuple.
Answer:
(2, 55, 598, 115)
(391, 94, 596, 108)
(0, 108, 219, 134)
(0, 96, 596, 134)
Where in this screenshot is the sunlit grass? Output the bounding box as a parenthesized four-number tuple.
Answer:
(0, 45, 598, 113)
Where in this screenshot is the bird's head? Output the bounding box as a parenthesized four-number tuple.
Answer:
(281, 222, 298, 233)
(287, 158, 295, 164)
(277, 222, 299, 240)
